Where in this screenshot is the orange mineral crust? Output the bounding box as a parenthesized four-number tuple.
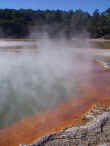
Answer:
(0, 62, 110, 146)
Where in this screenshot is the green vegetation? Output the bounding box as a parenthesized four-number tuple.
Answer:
(0, 8, 109, 38)
(88, 9, 110, 38)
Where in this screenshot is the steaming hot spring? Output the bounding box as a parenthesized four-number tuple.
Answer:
(0, 39, 110, 146)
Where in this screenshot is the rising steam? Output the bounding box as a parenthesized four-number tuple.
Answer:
(0, 34, 96, 128)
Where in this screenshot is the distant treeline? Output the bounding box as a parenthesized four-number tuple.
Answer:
(0, 8, 110, 38)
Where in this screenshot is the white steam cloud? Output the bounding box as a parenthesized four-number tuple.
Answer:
(0, 36, 96, 128)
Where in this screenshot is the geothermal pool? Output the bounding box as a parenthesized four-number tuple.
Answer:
(0, 52, 74, 128)
(0, 40, 110, 146)
(0, 39, 87, 128)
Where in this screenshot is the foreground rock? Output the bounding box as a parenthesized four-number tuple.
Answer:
(20, 105, 110, 146)
(95, 59, 110, 71)
(95, 53, 110, 71)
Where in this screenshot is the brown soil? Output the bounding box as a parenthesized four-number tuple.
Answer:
(0, 62, 110, 146)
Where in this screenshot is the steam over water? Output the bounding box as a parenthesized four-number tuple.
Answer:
(0, 39, 95, 128)
(0, 40, 72, 128)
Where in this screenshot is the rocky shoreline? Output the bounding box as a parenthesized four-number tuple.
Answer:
(95, 59, 110, 71)
(20, 105, 110, 146)
(20, 56, 110, 146)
